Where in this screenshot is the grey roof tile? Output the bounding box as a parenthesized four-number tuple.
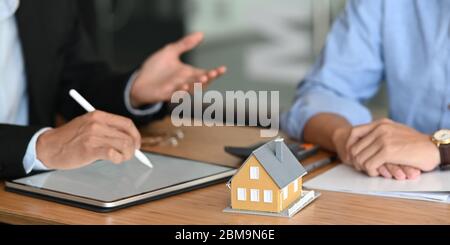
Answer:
(253, 140, 307, 189)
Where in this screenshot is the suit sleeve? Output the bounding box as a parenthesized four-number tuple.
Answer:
(57, 2, 167, 126)
(0, 124, 41, 179)
(0, 2, 167, 179)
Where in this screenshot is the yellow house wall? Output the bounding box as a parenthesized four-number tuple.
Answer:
(280, 177, 303, 211)
(230, 156, 281, 213)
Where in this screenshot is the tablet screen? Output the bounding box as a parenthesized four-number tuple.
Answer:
(11, 152, 234, 203)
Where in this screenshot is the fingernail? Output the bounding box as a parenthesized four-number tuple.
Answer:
(380, 169, 392, 179)
(395, 172, 406, 180)
(407, 172, 420, 180)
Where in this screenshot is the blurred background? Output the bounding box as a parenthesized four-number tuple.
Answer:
(79, 0, 387, 122)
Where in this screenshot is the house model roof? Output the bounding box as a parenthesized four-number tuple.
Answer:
(252, 140, 307, 189)
(228, 139, 307, 189)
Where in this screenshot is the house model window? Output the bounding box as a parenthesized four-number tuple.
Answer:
(264, 190, 273, 203)
(237, 188, 246, 201)
(250, 166, 259, 180)
(250, 189, 259, 202)
(283, 186, 288, 200)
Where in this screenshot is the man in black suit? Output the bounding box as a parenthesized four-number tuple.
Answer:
(0, 0, 226, 179)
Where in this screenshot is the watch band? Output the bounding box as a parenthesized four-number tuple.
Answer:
(439, 144, 450, 170)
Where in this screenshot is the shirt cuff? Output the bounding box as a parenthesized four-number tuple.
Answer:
(22, 127, 52, 174)
(124, 71, 163, 116)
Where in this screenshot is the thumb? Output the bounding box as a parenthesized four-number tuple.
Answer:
(172, 32, 204, 54)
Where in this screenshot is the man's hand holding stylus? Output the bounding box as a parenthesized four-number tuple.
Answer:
(35, 32, 225, 170)
(36, 111, 141, 169)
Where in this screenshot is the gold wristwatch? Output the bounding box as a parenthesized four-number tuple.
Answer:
(432, 129, 450, 170)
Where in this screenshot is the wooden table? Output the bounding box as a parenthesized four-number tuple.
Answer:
(1, 118, 449, 224)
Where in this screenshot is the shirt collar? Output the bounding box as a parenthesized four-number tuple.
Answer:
(0, 0, 19, 21)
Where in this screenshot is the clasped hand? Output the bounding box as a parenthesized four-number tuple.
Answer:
(332, 119, 441, 180)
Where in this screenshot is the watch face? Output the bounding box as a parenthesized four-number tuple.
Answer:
(434, 129, 450, 142)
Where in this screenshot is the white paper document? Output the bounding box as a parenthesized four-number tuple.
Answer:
(304, 164, 450, 203)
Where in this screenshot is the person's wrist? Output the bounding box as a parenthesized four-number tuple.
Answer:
(423, 135, 441, 171)
(36, 129, 56, 169)
(130, 71, 162, 108)
(130, 72, 147, 108)
(331, 126, 353, 163)
(332, 127, 349, 150)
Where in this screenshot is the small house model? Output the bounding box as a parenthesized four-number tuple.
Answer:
(226, 138, 308, 213)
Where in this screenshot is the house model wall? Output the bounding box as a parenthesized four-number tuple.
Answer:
(228, 138, 307, 213)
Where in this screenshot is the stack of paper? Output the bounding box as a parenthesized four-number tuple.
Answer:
(304, 164, 450, 203)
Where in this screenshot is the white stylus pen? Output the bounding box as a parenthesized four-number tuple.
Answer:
(69, 89, 153, 168)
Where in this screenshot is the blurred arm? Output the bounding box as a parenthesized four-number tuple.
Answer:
(281, 0, 385, 144)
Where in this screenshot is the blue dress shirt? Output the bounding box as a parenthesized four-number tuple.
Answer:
(281, 0, 450, 140)
(0, 0, 162, 174)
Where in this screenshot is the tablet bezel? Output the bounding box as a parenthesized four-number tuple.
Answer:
(5, 152, 237, 212)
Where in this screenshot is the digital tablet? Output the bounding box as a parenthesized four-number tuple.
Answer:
(5, 152, 236, 212)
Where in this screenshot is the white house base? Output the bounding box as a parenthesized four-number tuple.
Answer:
(223, 190, 320, 218)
